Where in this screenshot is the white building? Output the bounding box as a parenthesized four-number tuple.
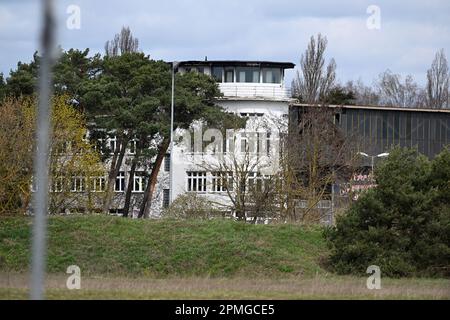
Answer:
(152, 60, 295, 217)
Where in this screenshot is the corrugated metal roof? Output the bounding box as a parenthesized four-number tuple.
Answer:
(290, 103, 450, 113)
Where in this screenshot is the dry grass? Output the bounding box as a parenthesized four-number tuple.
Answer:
(0, 273, 448, 300)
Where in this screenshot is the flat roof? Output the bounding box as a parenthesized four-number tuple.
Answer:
(290, 103, 450, 114)
(177, 60, 295, 69)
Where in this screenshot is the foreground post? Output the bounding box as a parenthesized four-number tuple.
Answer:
(30, 0, 56, 300)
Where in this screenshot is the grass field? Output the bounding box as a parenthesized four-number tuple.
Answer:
(0, 273, 448, 299)
(0, 216, 448, 299)
(0, 216, 327, 277)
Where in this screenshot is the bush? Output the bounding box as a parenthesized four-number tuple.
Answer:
(324, 147, 450, 278)
(162, 193, 221, 220)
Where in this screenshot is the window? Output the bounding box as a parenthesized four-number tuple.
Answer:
(212, 172, 233, 192)
(71, 177, 85, 192)
(240, 132, 262, 153)
(52, 177, 64, 193)
(240, 113, 264, 118)
(133, 172, 146, 192)
(108, 135, 117, 154)
(224, 68, 234, 83)
(92, 177, 106, 192)
(334, 113, 341, 125)
(240, 134, 248, 153)
(115, 172, 125, 192)
(236, 67, 260, 83)
(262, 68, 281, 83)
(263, 132, 271, 155)
(187, 171, 206, 192)
(248, 173, 271, 192)
(164, 154, 170, 172)
(95, 137, 105, 154)
(128, 139, 137, 154)
(212, 67, 223, 82)
(163, 189, 170, 208)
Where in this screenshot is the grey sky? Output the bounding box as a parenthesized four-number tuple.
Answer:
(1, 0, 449, 87)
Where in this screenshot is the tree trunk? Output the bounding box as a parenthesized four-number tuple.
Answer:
(102, 133, 129, 213)
(123, 138, 144, 217)
(138, 139, 169, 218)
(122, 158, 137, 217)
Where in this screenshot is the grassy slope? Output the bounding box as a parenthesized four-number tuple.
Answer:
(0, 216, 327, 278)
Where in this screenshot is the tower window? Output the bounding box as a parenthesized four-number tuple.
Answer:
(224, 68, 234, 83)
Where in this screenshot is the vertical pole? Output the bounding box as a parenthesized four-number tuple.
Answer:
(371, 156, 374, 180)
(169, 63, 175, 204)
(31, 0, 55, 300)
(331, 182, 335, 225)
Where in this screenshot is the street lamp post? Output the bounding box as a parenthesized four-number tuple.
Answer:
(357, 152, 390, 178)
(169, 62, 179, 205)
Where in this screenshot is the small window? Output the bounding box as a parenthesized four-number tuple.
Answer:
(212, 67, 223, 82)
(334, 113, 341, 125)
(52, 177, 64, 193)
(259, 132, 271, 155)
(133, 172, 146, 192)
(163, 189, 170, 208)
(128, 139, 137, 154)
(236, 67, 260, 83)
(108, 135, 117, 153)
(164, 154, 170, 172)
(71, 177, 85, 192)
(212, 172, 233, 192)
(262, 68, 281, 83)
(224, 68, 234, 83)
(92, 177, 106, 192)
(115, 172, 125, 192)
(241, 134, 248, 153)
(187, 171, 207, 192)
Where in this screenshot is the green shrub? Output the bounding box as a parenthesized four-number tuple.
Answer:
(324, 147, 450, 278)
(162, 192, 221, 220)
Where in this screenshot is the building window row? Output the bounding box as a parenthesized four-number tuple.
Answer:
(186, 171, 271, 193)
(47, 176, 106, 193)
(212, 67, 281, 84)
(93, 136, 140, 155)
(39, 172, 148, 193)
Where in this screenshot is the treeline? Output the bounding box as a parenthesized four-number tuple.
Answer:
(292, 34, 450, 109)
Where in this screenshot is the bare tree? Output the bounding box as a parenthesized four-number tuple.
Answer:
(377, 70, 425, 108)
(284, 105, 360, 223)
(197, 118, 279, 222)
(105, 26, 139, 57)
(292, 34, 336, 103)
(427, 49, 449, 109)
(345, 80, 380, 106)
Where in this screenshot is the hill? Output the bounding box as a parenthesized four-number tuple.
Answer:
(0, 216, 327, 277)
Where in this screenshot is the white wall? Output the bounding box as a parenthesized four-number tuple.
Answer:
(167, 99, 289, 213)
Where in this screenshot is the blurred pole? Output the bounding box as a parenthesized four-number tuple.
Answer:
(30, 0, 55, 300)
(169, 62, 179, 205)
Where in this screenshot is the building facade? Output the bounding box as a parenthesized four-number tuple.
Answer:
(167, 60, 295, 216)
(290, 104, 450, 160)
